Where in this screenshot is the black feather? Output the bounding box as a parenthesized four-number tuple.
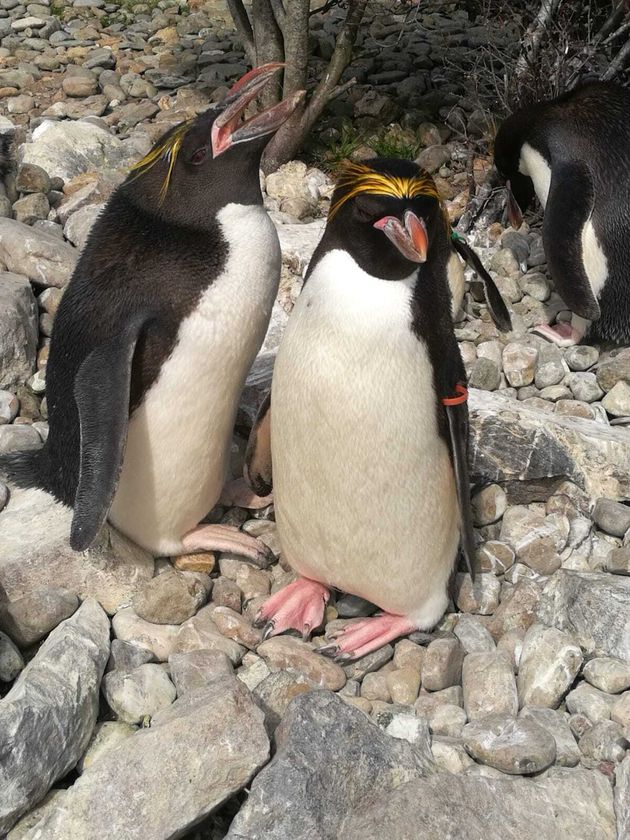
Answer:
(451, 235, 513, 333)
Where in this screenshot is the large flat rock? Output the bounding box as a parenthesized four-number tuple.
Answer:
(227, 691, 434, 839)
(339, 767, 616, 839)
(0, 219, 77, 289)
(0, 272, 37, 390)
(0, 600, 110, 835)
(469, 389, 630, 501)
(24, 676, 269, 840)
(0, 487, 154, 614)
(537, 570, 630, 663)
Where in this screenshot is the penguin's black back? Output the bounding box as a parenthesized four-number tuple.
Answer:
(3, 187, 228, 506)
(497, 81, 630, 343)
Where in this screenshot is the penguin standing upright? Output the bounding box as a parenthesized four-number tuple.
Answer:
(246, 159, 477, 658)
(494, 80, 630, 346)
(1, 64, 303, 562)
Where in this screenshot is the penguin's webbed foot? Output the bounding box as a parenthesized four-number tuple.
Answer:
(181, 523, 274, 568)
(253, 577, 330, 642)
(320, 614, 415, 661)
(531, 322, 583, 347)
(219, 477, 273, 510)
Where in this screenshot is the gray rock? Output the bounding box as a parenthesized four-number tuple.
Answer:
(257, 636, 346, 690)
(463, 712, 556, 775)
(502, 343, 538, 387)
(342, 643, 394, 680)
(471, 483, 507, 526)
(63, 204, 102, 250)
(168, 649, 233, 695)
(462, 651, 518, 720)
(102, 663, 176, 724)
(583, 656, 630, 694)
(453, 614, 496, 654)
(0, 600, 109, 835)
(6, 790, 67, 840)
(606, 545, 630, 575)
(612, 691, 630, 729)
(500, 506, 568, 575)
(468, 356, 501, 391)
(28, 676, 269, 840)
(616, 755, 630, 839)
(468, 389, 630, 500)
(500, 230, 529, 264)
(415, 144, 451, 173)
(454, 573, 501, 614)
(0, 630, 24, 682)
(132, 568, 210, 625)
(0, 482, 8, 514)
(568, 371, 603, 403)
(517, 623, 583, 708)
(519, 707, 580, 767)
(19, 120, 133, 183)
(112, 607, 179, 662)
(476, 540, 515, 574)
(0, 425, 42, 457)
(16, 163, 51, 195)
(566, 683, 617, 724)
(106, 639, 155, 674)
(0, 486, 154, 614)
(565, 345, 599, 372)
(0, 391, 19, 425)
(579, 719, 628, 763)
(13, 193, 49, 226)
(602, 381, 630, 416)
(593, 498, 630, 538)
(339, 767, 615, 839)
(537, 570, 630, 662)
(0, 220, 76, 289)
(422, 638, 465, 691)
(252, 670, 314, 734)
(335, 593, 377, 618)
(0, 272, 37, 389)
(227, 691, 433, 839)
(0, 587, 79, 647)
(596, 352, 630, 392)
(76, 721, 136, 775)
(174, 604, 246, 665)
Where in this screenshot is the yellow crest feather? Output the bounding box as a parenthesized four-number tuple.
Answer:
(130, 121, 191, 204)
(328, 161, 441, 220)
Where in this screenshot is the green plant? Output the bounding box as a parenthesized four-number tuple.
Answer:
(310, 121, 366, 172)
(369, 131, 419, 160)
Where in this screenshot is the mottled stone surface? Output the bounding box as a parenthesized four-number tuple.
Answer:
(0, 600, 110, 834)
(517, 623, 583, 708)
(25, 677, 269, 839)
(227, 691, 433, 839)
(462, 713, 556, 775)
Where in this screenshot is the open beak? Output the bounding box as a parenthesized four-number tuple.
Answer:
(505, 180, 523, 229)
(373, 209, 428, 263)
(211, 62, 305, 158)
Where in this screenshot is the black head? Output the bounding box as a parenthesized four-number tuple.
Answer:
(493, 111, 536, 229)
(324, 158, 449, 280)
(122, 63, 304, 228)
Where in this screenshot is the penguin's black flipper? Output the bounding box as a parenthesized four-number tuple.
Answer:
(451, 235, 513, 333)
(244, 391, 273, 496)
(70, 313, 152, 551)
(543, 160, 600, 320)
(444, 396, 476, 580)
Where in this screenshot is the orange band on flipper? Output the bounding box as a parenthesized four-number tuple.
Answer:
(442, 384, 468, 406)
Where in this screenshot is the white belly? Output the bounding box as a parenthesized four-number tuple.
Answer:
(271, 250, 459, 626)
(109, 203, 281, 555)
(519, 142, 551, 208)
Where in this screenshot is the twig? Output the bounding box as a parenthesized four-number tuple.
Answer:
(226, 0, 254, 59)
(325, 76, 357, 102)
(602, 36, 630, 79)
(515, 0, 564, 81)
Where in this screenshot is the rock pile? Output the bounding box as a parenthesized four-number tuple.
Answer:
(0, 0, 629, 837)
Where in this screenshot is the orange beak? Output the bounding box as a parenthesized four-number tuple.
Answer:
(373, 209, 428, 263)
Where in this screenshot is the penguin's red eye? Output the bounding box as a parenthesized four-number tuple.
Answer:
(190, 147, 207, 165)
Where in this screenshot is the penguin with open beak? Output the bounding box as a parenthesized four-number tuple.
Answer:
(246, 159, 478, 658)
(494, 80, 630, 346)
(0, 64, 304, 562)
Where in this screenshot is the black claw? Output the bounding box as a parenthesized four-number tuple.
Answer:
(302, 623, 312, 642)
(334, 652, 353, 663)
(319, 644, 338, 658)
(262, 620, 275, 641)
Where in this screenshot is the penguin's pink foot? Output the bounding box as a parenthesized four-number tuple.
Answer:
(219, 478, 273, 509)
(531, 322, 582, 347)
(181, 523, 273, 567)
(320, 614, 415, 661)
(254, 578, 330, 641)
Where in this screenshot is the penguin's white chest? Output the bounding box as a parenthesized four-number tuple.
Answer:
(519, 143, 608, 302)
(109, 203, 280, 555)
(271, 250, 459, 626)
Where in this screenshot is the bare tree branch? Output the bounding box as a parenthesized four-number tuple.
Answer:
(597, 0, 627, 41)
(603, 19, 630, 46)
(251, 0, 284, 104)
(269, 0, 287, 31)
(226, 0, 255, 62)
(515, 0, 564, 80)
(602, 35, 630, 79)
